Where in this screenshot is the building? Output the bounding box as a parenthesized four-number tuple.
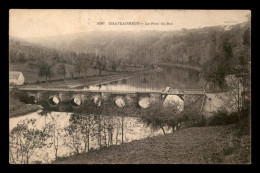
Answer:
(9, 71, 25, 85)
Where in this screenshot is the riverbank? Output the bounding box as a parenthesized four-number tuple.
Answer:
(10, 63, 145, 84)
(9, 93, 42, 118)
(21, 67, 164, 89)
(159, 63, 202, 72)
(53, 124, 250, 164)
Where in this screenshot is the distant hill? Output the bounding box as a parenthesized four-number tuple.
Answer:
(9, 36, 61, 63)
(19, 22, 250, 67)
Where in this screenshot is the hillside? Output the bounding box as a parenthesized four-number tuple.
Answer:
(9, 36, 61, 63)
(22, 22, 250, 68)
(9, 38, 122, 84)
(54, 124, 250, 164)
(9, 21, 251, 86)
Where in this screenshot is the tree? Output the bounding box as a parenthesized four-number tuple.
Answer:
(112, 61, 117, 72)
(46, 114, 66, 160)
(9, 118, 50, 164)
(28, 61, 37, 70)
(67, 65, 75, 80)
(74, 59, 83, 77)
(52, 53, 61, 62)
(102, 97, 131, 144)
(79, 115, 94, 152)
(18, 52, 26, 63)
(202, 54, 229, 92)
(139, 101, 182, 135)
(58, 64, 66, 80)
(66, 113, 94, 152)
(243, 28, 250, 47)
(82, 58, 89, 78)
(97, 60, 103, 76)
(92, 115, 103, 148)
(64, 116, 84, 155)
(37, 60, 54, 83)
(219, 74, 250, 120)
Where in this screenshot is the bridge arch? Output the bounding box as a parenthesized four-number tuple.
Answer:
(70, 95, 82, 107)
(112, 95, 126, 108)
(138, 97, 151, 108)
(27, 95, 37, 104)
(48, 95, 60, 106)
(137, 93, 161, 108)
(163, 95, 184, 112)
(91, 95, 102, 106)
(137, 93, 153, 108)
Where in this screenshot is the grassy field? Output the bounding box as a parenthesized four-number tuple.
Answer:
(54, 124, 251, 164)
(9, 63, 39, 83)
(9, 63, 150, 87)
(9, 63, 120, 84)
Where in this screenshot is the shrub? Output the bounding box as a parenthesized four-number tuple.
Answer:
(235, 114, 250, 137)
(179, 108, 206, 127)
(226, 112, 240, 124)
(139, 102, 182, 134)
(192, 115, 207, 127)
(208, 111, 240, 126)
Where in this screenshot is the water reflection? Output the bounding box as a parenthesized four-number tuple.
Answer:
(84, 67, 202, 92)
(9, 111, 171, 164)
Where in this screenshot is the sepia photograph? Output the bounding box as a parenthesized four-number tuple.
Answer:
(9, 9, 251, 164)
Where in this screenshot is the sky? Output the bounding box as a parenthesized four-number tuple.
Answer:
(9, 9, 251, 38)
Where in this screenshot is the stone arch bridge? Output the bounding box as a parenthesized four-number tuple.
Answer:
(15, 87, 206, 112)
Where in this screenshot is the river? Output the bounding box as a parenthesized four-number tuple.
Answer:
(83, 66, 203, 91)
(9, 66, 203, 164)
